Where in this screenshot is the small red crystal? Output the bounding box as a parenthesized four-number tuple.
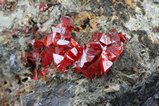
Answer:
(38, 3, 48, 12)
(39, 68, 48, 77)
(33, 68, 38, 80)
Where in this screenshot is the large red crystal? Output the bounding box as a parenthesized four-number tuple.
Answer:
(22, 16, 125, 79)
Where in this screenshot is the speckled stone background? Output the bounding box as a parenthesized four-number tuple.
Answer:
(0, 0, 159, 106)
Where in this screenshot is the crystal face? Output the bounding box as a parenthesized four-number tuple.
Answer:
(22, 16, 126, 79)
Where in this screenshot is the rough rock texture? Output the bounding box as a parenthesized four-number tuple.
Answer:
(0, 0, 159, 106)
(110, 72, 159, 106)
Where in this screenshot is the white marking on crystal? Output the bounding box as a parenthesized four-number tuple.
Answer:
(52, 32, 56, 41)
(53, 53, 64, 65)
(100, 34, 111, 45)
(46, 34, 53, 46)
(102, 60, 113, 72)
(31, 39, 35, 45)
(57, 39, 69, 45)
(103, 46, 107, 51)
(79, 48, 88, 67)
(61, 27, 66, 35)
(52, 27, 62, 33)
(101, 52, 113, 72)
(70, 47, 78, 56)
(66, 55, 74, 61)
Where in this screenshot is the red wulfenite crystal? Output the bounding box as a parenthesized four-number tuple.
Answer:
(22, 16, 126, 79)
(33, 68, 38, 80)
(73, 30, 125, 78)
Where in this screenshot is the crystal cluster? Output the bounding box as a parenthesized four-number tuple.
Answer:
(22, 16, 125, 79)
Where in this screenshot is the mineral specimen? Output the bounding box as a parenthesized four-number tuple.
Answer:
(22, 16, 125, 79)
